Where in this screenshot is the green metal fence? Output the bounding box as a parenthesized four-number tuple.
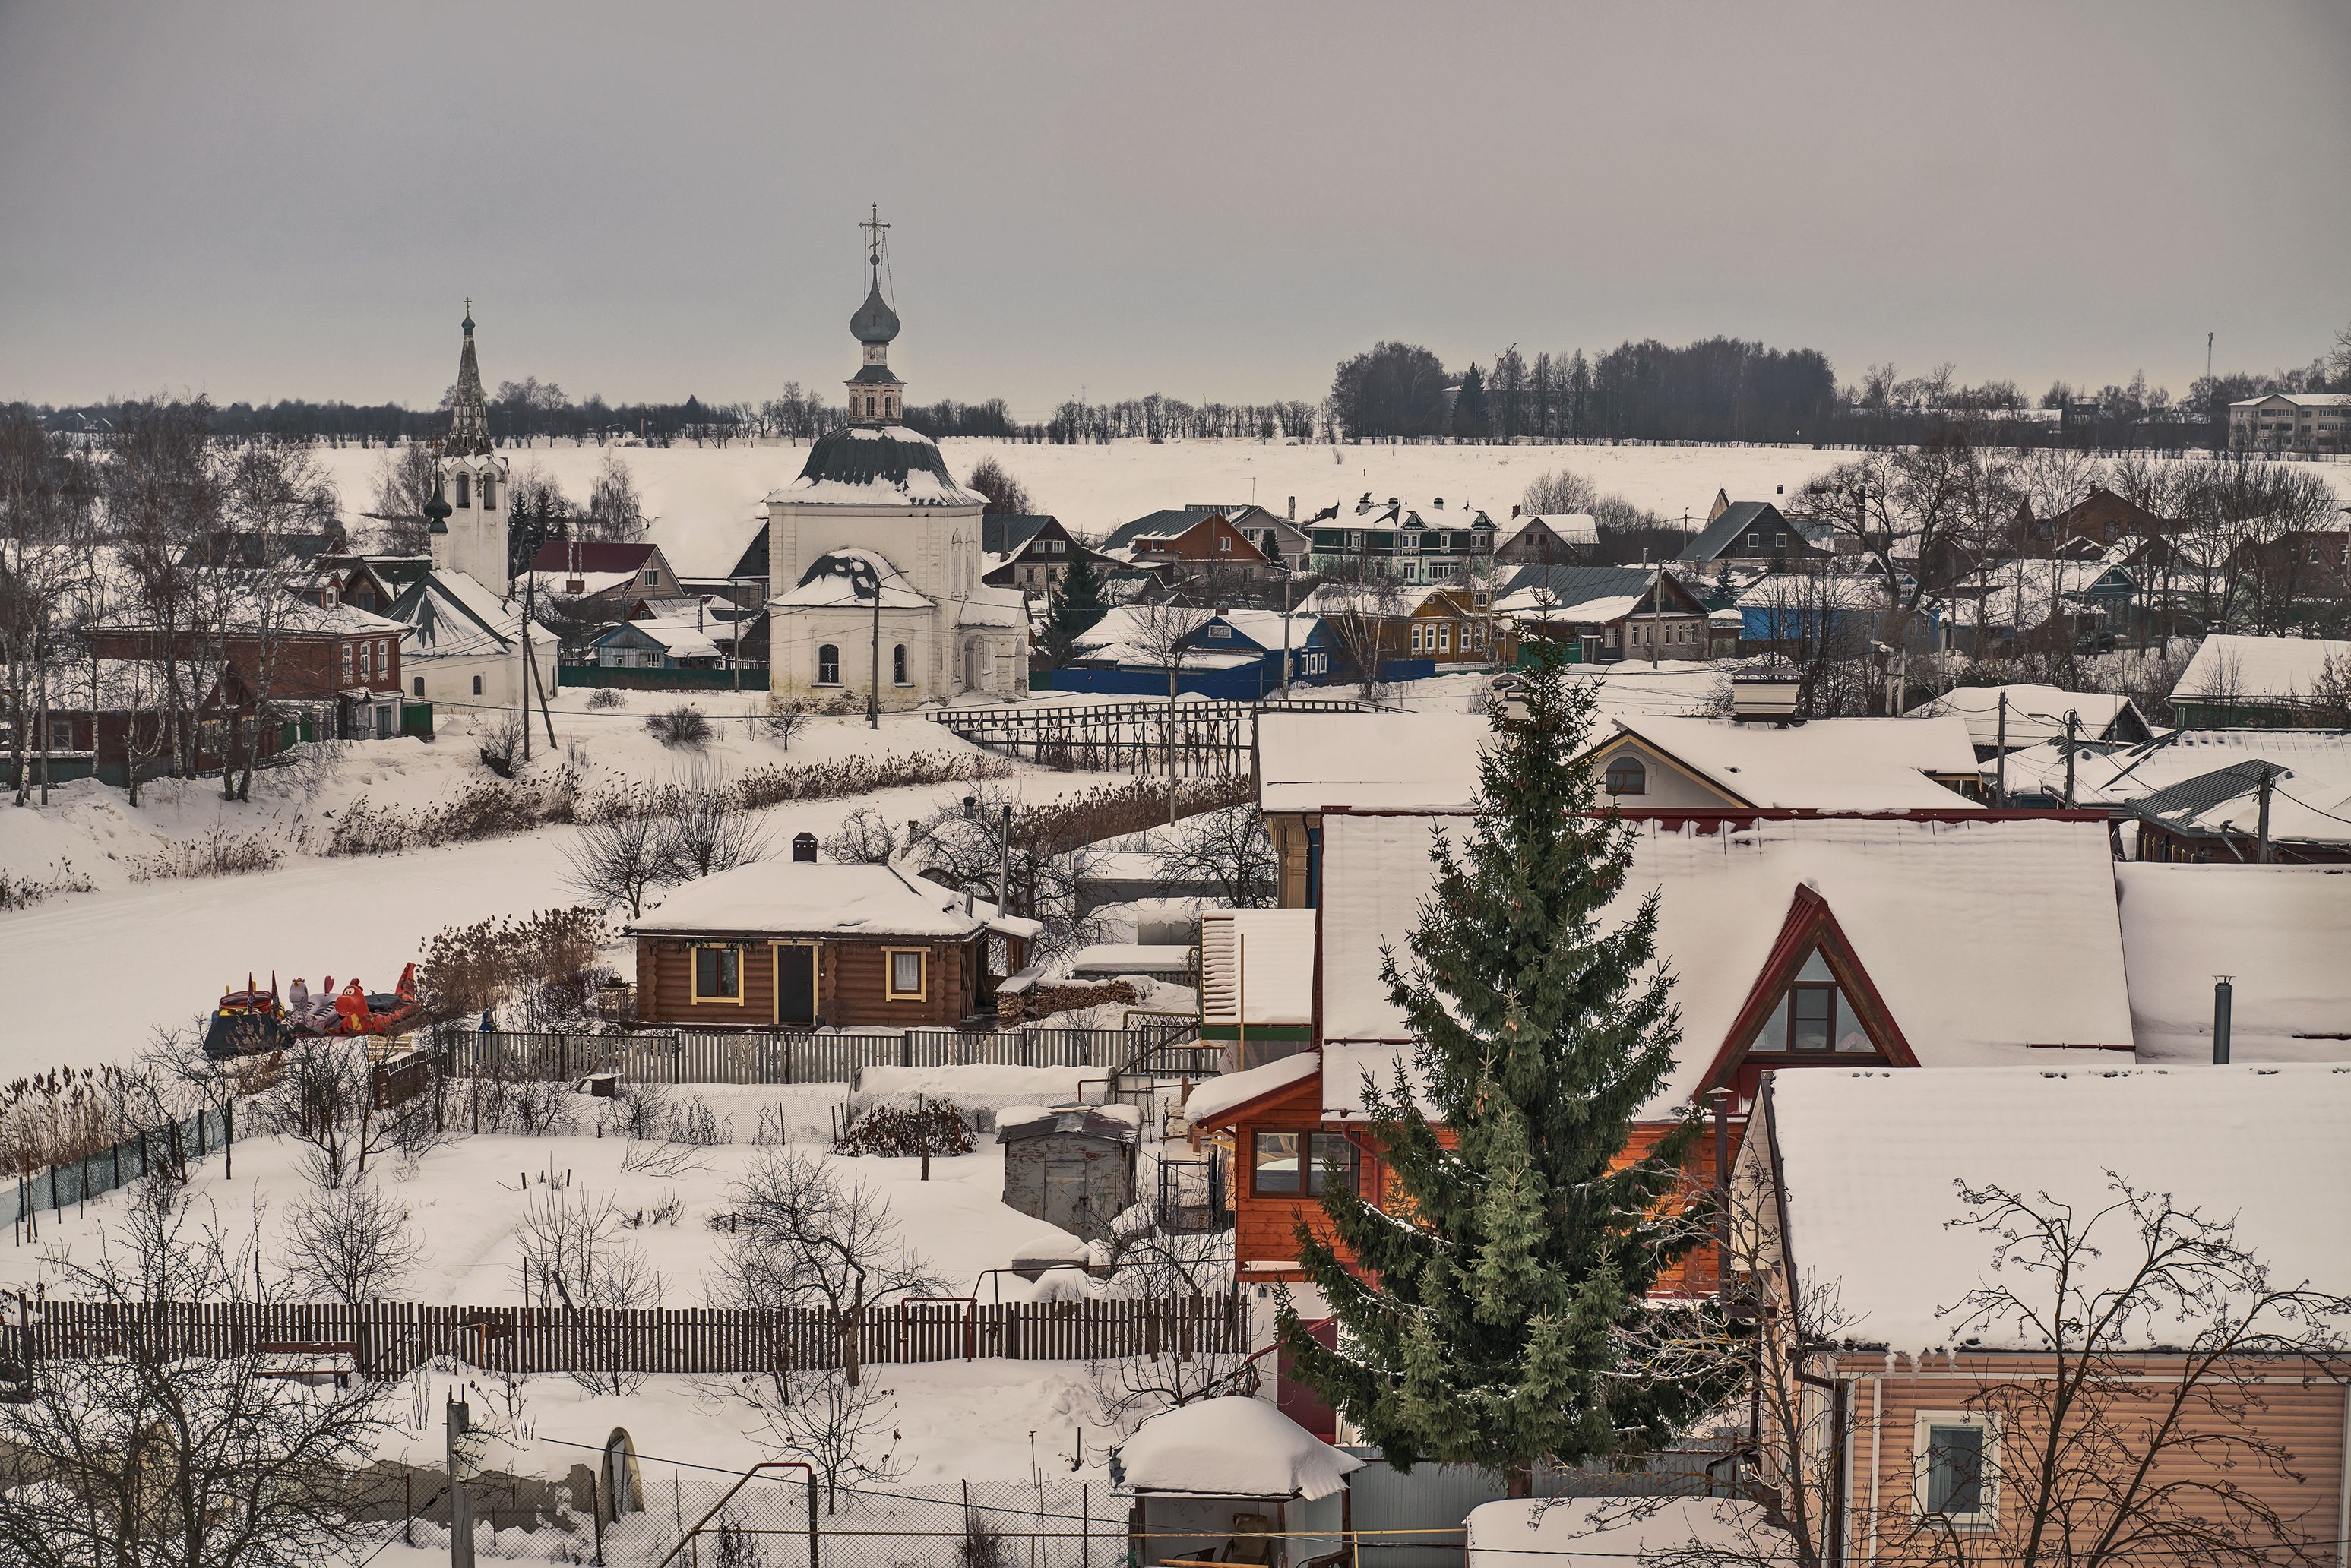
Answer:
(558, 665, 772, 692)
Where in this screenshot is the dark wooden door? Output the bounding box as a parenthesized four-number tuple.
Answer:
(774, 944, 816, 1026)
(1277, 1317, 1339, 1441)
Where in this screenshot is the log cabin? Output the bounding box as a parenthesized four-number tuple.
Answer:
(625, 861, 1039, 1029)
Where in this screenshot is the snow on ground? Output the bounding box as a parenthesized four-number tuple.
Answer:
(0, 704, 1131, 1078)
(0, 1092, 1087, 1307)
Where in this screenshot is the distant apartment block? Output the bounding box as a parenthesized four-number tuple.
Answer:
(2228, 392, 2350, 456)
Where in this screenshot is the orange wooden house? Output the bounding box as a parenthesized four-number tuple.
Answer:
(1184, 809, 2139, 1307)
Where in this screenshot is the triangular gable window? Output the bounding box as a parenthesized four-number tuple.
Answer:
(1699, 887, 1917, 1104)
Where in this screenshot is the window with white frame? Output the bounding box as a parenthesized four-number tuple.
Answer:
(1914, 1412, 1996, 1527)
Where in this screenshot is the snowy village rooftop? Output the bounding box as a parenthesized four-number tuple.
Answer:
(629, 860, 1040, 941)
(1755, 1064, 2351, 1352)
(2116, 864, 2351, 1062)
(1317, 811, 2137, 1118)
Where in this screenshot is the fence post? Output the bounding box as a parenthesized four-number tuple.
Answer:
(901, 1032, 913, 1069)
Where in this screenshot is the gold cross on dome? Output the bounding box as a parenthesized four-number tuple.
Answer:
(860, 204, 890, 265)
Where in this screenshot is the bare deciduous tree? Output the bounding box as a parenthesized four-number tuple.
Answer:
(282, 1174, 422, 1304)
(1153, 803, 1277, 906)
(513, 1186, 666, 1395)
(0, 1179, 390, 1568)
(563, 800, 671, 917)
(659, 763, 773, 881)
(715, 1149, 939, 1387)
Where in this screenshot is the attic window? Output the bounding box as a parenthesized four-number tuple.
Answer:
(1776, 533, 1788, 548)
(1604, 757, 1647, 796)
(1207, 625, 1231, 640)
(1747, 533, 1759, 548)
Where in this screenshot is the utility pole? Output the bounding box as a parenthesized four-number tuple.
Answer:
(447, 1396, 476, 1568)
(1279, 573, 1295, 700)
(867, 561, 882, 731)
(1995, 693, 2008, 807)
(2063, 710, 2078, 808)
(2254, 767, 2275, 862)
(995, 802, 1012, 918)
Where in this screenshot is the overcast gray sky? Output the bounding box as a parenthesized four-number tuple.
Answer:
(3, 1, 2346, 417)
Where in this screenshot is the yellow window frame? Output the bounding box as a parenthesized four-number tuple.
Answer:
(883, 947, 928, 1003)
(691, 942, 744, 1004)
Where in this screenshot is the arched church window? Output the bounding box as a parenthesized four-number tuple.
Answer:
(866, 396, 877, 418)
(454, 472, 470, 508)
(817, 644, 840, 685)
(893, 644, 909, 684)
(479, 475, 495, 511)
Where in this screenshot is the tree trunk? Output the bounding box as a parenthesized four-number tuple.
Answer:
(1505, 1463, 1534, 1499)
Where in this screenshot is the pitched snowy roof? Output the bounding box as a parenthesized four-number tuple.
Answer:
(630, 861, 1039, 940)
(1200, 908, 1318, 1026)
(1906, 684, 2150, 751)
(1255, 711, 1495, 813)
(1760, 1064, 2351, 1351)
(2115, 864, 2351, 1062)
(388, 568, 555, 659)
(1318, 812, 2135, 1117)
(2173, 634, 2351, 703)
(1596, 716, 1981, 810)
(1182, 1052, 1319, 1127)
(2000, 729, 2351, 842)
(1495, 512, 1599, 549)
(957, 584, 1030, 629)
(598, 616, 723, 661)
(1117, 1396, 1364, 1499)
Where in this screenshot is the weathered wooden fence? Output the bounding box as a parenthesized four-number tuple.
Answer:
(930, 699, 1369, 776)
(23, 1294, 1249, 1380)
(445, 1020, 1196, 1086)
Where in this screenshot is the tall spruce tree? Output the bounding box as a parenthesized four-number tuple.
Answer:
(1278, 650, 1722, 1494)
(1039, 548, 1109, 669)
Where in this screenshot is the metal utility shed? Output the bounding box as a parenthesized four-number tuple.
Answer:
(997, 1105, 1141, 1240)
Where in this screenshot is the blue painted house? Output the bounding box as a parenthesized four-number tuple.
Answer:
(1054, 607, 1338, 699)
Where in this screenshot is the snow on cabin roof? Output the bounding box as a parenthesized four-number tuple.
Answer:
(629, 861, 1040, 940)
(1255, 711, 1495, 814)
(389, 569, 555, 660)
(1758, 1064, 2351, 1352)
(1599, 716, 1982, 810)
(1182, 1052, 1320, 1127)
(1200, 909, 1317, 1026)
(1116, 1396, 1363, 1500)
(1318, 813, 2135, 1118)
(1999, 730, 2351, 842)
(1467, 1499, 1787, 1568)
(2172, 634, 2351, 703)
(2115, 865, 2351, 1063)
(600, 617, 723, 662)
(1906, 684, 2148, 751)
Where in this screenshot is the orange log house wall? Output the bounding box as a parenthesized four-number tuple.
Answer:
(1225, 1086, 1742, 1298)
(635, 935, 978, 1029)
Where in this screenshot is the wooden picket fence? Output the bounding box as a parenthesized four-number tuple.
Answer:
(19, 1294, 1248, 1380)
(446, 1021, 1194, 1086)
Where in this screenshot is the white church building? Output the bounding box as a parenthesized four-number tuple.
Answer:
(764, 217, 1027, 708)
(385, 305, 559, 715)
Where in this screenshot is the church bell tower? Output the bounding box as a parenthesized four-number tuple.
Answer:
(845, 206, 904, 427)
(428, 301, 514, 590)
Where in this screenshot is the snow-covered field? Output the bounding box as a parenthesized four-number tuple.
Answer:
(0, 695, 1131, 1077)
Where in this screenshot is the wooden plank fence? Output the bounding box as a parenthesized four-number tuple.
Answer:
(21, 1294, 1248, 1380)
(929, 699, 1370, 776)
(446, 1021, 1197, 1086)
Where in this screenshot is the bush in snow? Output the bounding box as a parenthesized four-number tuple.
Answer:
(419, 907, 606, 1030)
(644, 704, 713, 748)
(125, 827, 284, 883)
(283, 1174, 422, 1304)
(0, 857, 93, 911)
(821, 805, 900, 865)
(761, 696, 810, 748)
(512, 1186, 665, 1396)
(832, 1102, 973, 1159)
(585, 685, 625, 710)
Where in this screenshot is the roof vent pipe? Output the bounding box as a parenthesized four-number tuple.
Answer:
(2213, 976, 2233, 1065)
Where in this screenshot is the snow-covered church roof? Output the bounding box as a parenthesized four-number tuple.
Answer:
(774, 425, 986, 509)
(772, 549, 935, 611)
(388, 568, 555, 659)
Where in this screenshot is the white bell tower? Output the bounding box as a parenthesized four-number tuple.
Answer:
(428, 300, 514, 590)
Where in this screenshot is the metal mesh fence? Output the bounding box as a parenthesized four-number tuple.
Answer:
(7, 1105, 233, 1245)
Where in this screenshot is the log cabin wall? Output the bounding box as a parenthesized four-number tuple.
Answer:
(634, 933, 981, 1029)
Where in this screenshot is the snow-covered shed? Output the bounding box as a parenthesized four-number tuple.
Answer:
(626, 862, 1039, 1029)
(1116, 1397, 1363, 1568)
(995, 1103, 1140, 1240)
(1575, 715, 1982, 811)
(1200, 909, 1317, 1064)
(2171, 633, 2351, 728)
(2115, 864, 2351, 1062)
